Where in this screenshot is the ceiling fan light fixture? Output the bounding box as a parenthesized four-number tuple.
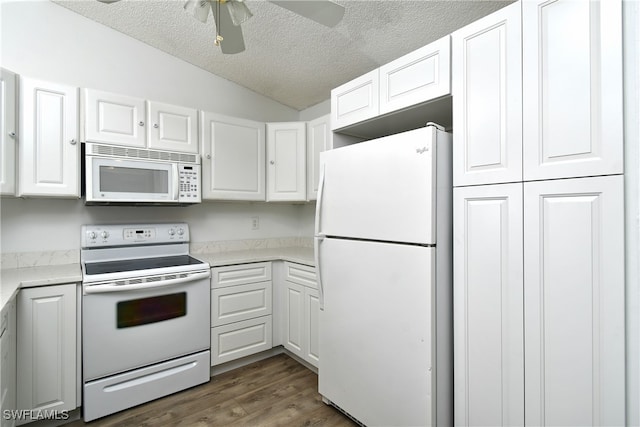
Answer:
(226, 0, 253, 26)
(184, 0, 211, 23)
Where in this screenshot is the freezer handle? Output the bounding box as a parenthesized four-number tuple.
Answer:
(314, 235, 325, 310)
(314, 162, 325, 236)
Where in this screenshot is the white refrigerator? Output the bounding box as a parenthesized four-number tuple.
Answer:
(315, 124, 452, 426)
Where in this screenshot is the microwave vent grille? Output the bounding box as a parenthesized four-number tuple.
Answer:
(89, 144, 198, 164)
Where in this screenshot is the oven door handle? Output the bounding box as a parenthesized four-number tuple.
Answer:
(84, 271, 211, 294)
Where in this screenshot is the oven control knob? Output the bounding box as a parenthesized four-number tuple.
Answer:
(177, 228, 185, 236)
(88, 231, 97, 240)
(168, 229, 176, 236)
(101, 231, 110, 239)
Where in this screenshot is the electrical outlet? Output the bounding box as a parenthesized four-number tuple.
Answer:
(251, 216, 259, 230)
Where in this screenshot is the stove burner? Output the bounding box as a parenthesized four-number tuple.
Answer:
(84, 255, 206, 276)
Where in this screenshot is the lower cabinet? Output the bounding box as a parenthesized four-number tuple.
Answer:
(283, 262, 319, 368)
(210, 263, 273, 366)
(453, 175, 625, 426)
(1, 298, 17, 427)
(16, 284, 77, 424)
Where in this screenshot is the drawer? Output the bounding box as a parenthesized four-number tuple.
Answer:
(211, 281, 272, 327)
(211, 262, 272, 289)
(211, 316, 273, 366)
(284, 262, 317, 289)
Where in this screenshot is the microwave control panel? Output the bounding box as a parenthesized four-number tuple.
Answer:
(178, 164, 201, 202)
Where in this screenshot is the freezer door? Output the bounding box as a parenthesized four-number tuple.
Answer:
(318, 237, 435, 426)
(317, 127, 438, 245)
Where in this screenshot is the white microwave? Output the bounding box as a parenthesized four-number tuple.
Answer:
(85, 143, 201, 205)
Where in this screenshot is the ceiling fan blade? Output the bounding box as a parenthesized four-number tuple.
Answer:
(226, 0, 253, 26)
(270, 0, 345, 28)
(211, 1, 246, 54)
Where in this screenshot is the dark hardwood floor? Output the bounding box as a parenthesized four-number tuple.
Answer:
(68, 354, 358, 427)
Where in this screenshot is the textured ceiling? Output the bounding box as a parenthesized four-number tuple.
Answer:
(52, 0, 512, 111)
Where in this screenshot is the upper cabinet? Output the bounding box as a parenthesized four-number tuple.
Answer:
(83, 89, 146, 148)
(522, 0, 623, 181)
(331, 70, 379, 131)
(452, 2, 522, 187)
(19, 76, 79, 198)
(331, 36, 451, 133)
(147, 101, 198, 154)
(379, 35, 451, 115)
(83, 89, 199, 154)
(200, 112, 265, 201)
(306, 114, 331, 201)
(453, 0, 623, 186)
(1, 68, 17, 195)
(266, 122, 306, 202)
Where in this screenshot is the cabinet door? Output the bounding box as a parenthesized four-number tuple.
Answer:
(331, 69, 379, 130)
(211, 281, 272, 327)
(379, 35, 451, 115)
(266, 122, 306, 201)
(304, 287, 320, 368)
(200, 112, 265, 201)
(453, 183, 524, 427)
(210, 316, 272, 366)
(452, 2, 522, 186)
(17, 284, 77, 416)
(1, 299, 17, 427)
(524, 176, 625, 426)
(522, 0, 623, 181)
(19, 77, 79, 197)
(0, 69, 17, 195)
(284, 281, 305, 360)
(147, 101, 198, 154)
(83, 89, 146, 148)
(306, 115, 331, 201)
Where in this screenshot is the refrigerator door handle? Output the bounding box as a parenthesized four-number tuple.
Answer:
(314, 234, 325, 310)
(314, 162, 326, 237)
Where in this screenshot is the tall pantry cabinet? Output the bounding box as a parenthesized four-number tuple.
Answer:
(452, 1, 625, 426)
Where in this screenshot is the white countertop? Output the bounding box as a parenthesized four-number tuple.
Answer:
(195, 246, 315, 268)
(0, 245, 314, 312)
(1, 263, 83, 311)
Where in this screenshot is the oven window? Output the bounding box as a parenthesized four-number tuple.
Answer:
(117, 293, 186, 328)
(100, 165, 169, 194)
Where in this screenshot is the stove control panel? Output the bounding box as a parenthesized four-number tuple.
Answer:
(81, 223, 190, 248)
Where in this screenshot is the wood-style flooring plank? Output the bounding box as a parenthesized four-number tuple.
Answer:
(67, 354, 358, 427)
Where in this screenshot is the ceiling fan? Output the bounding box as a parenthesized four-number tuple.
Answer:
(98, 0, 345, 55)
(184, 0, 345, 54)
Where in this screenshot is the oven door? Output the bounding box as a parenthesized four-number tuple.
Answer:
(86, 156, 178, 203)
(82, 271, 210, 381)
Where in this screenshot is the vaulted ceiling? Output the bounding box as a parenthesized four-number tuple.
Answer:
(53, 0, 512, 110)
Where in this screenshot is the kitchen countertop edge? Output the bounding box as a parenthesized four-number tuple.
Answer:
(1, 246, 314, 311)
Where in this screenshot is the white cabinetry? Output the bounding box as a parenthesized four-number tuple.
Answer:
(306, 115, 331, 201)
(266, 122, 306, 201)
(147, 101, 198, 154)
(523, 176, 625, 427)
(17, 284, 77, 422)
(522, 0, 623, 181)
(453, 183, 523, 427)
(210, 263, 273, 366)
(200, 112, 265, 201)
(19, 77, 79, 198)
(452, 2, 522, 187)
(379, 36, 450, 115)
(0, 68, 17, 195)
(331, 70, 379, 131)
(452, 2, 625, 425)
(83, 89, 146, 148)
(283, 262, 319, 368)
(1, 298, 17, 427)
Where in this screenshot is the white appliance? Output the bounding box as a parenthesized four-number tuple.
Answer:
(84, 143, 201, 205)
(80, 223, 211, 422)
(315, 124, 452, 426)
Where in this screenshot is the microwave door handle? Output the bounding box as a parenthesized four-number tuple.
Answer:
(173, 164, 180, 201)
